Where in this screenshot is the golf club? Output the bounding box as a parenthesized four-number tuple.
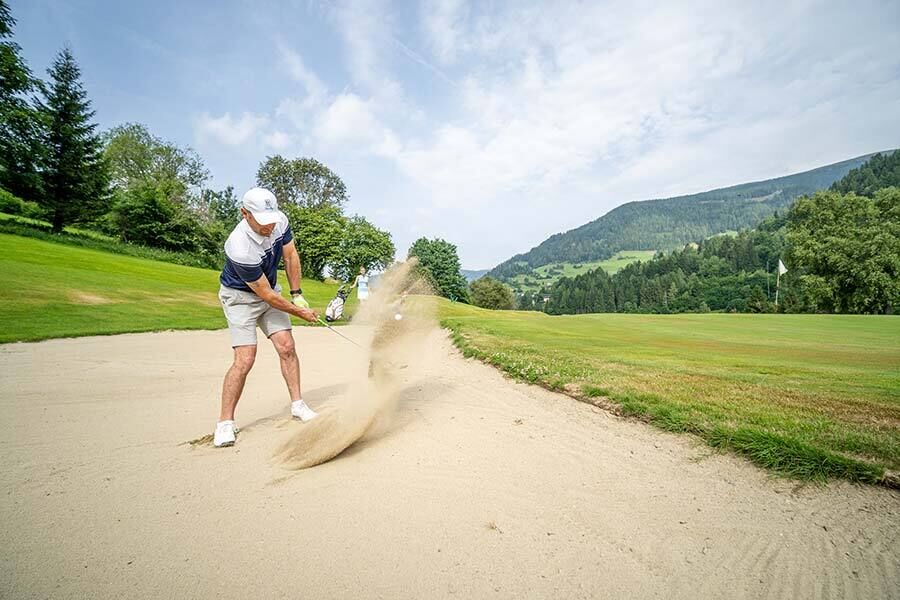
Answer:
(316, 316, 365, 349)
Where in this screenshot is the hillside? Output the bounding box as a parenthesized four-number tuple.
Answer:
(538, 151, 900, 316)
(490, 152, 887, 280)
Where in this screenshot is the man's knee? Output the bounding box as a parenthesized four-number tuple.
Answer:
(232, 347, 257, 373)
(272, 332, 296, 360)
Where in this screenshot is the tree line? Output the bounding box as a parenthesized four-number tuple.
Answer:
(0, 1, 393, 279)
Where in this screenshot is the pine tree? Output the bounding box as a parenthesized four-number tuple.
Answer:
(0, 0, 42, 200)
(39, 47, 108, 232)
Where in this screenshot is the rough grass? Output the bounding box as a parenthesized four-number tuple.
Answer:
(439, 301, 900, 484)
(0, 233, 356, 343)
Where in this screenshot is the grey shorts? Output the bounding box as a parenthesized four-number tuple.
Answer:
(219, 285, 292, 347)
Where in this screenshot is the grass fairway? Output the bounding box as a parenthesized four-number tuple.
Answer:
(0, 234, 354, 343)
(439, 302, 900, 484)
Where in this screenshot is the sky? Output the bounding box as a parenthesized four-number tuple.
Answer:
(10, 0, 900, 269)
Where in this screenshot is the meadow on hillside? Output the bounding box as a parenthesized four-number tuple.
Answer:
(507, 250, 657, 294)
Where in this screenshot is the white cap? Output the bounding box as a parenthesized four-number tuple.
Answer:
(241, 187, 282, 225)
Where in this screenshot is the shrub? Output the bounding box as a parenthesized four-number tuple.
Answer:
(0, 188, 43, 219)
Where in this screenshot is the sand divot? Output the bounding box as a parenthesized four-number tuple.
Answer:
(273, 260, 436, 470)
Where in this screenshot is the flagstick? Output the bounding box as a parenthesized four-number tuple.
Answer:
(775, 269, 780, 308)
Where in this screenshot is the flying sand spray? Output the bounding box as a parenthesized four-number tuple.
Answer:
(273, 261, 431, 470)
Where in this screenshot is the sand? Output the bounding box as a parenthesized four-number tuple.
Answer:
(2, 323, 899, 599)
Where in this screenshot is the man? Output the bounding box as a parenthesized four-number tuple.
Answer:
(214, 187, 319, 448)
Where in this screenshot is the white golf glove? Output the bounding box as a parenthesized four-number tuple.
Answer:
(292, 294, 309, 309)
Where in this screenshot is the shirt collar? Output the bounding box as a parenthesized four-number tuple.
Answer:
(240, 219, 268, 244)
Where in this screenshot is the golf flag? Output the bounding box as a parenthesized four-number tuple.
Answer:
(778, 259, 787, 275)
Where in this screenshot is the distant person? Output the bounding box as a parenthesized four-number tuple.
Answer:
(213, 187, 319, 448)
(350, 266, 370, 301)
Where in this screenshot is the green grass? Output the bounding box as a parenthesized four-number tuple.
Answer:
(0, 233, 356, 343)
(439, 301, 900, 484)
(0, 213, 223, 269)
(508, 250, 657, 294)
(0, 212, 116, 241)
(592, 250, 658, 274)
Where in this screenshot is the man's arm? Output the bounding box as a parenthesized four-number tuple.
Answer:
(246, 274, 317, 322)
(283, 240, 302, 293)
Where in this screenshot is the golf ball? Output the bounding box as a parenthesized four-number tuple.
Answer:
(394, 313, 403, 321)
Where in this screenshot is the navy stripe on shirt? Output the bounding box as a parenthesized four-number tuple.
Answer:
(220, 224, 293, 293)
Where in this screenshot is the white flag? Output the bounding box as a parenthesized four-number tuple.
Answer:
(778, 259, 787, 275)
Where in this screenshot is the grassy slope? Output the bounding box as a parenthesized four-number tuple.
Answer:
(508, 250, 657, 294)
(0, 234, 355, 343)
(439, 301, 900, 483)
(0, 212, 115, 240)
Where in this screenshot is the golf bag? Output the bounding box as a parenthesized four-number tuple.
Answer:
(325, 286, 348, 322)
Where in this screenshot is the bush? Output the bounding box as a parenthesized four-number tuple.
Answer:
(470, 276, 516, 310)
(0, 189, 21, 214)
(109, 182, 219, 255)
(0, 188, 43, 219)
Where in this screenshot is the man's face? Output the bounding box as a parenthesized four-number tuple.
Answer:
(242, 209, 275, 237)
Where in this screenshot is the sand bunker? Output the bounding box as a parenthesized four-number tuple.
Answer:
(273, 261, 436, 469)
(3, 317, 899, 598)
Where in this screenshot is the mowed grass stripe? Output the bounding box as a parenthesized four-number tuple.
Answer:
(439, 302, 900, 483)
(0, 234, 354, 343)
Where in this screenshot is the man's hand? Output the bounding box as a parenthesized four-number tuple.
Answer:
(291, 294, 310, 309)
(295, 307, 317, 323)
(246, 275, 318, 323)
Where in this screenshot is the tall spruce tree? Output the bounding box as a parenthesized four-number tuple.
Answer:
(39, 47, 108, 232)
(0, 0, 42, 200)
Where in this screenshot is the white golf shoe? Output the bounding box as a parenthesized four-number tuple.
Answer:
(213, 420, 236, 447)
(291, 400, 318, 422)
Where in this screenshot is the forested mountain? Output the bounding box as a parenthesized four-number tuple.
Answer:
(490, 152, 885, 280)
(541, 152, 900, 316)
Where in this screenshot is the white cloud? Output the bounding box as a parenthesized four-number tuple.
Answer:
(194, 112, 270, 146)
(422, 0, 469, 65)
(330, 0, 409, 106)
(313, 93, 399, 158)
(263, 130, 292, 150)
(331, 0, 391, 88)
(277, 42, 327, 111)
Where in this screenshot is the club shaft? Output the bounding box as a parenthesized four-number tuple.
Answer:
(316, 317, 364, 348)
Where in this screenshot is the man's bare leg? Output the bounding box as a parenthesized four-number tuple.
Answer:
(270, 330, 301, 400)
(219, 345, 257, 421)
